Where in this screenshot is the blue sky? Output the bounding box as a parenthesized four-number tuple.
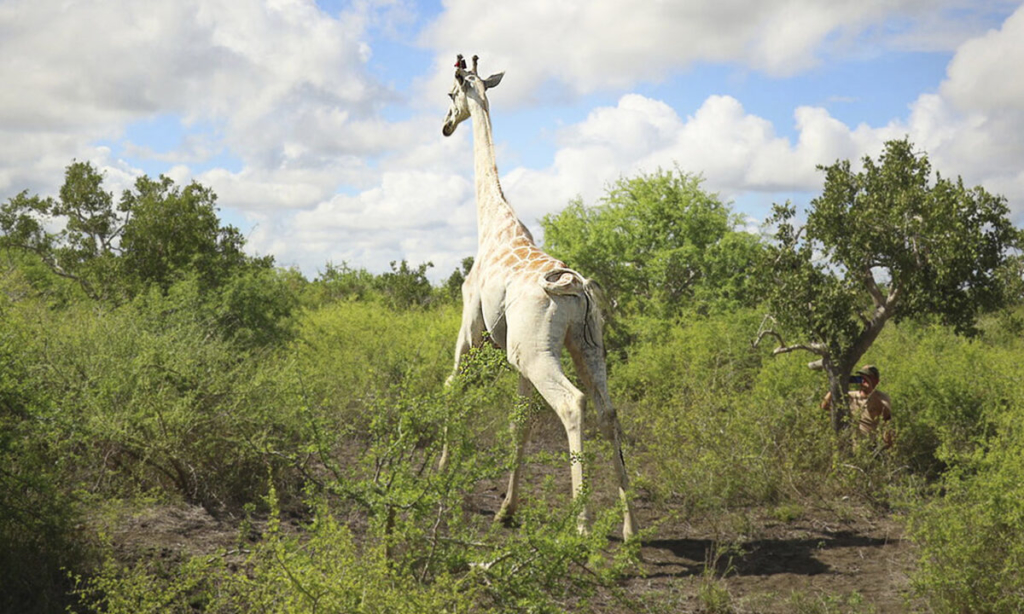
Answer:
(1, 0, 1022, 280)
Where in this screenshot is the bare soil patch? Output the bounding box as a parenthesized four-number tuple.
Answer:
(106, 417, 918, 612)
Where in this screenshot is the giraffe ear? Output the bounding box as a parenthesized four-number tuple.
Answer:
(482, 72, 504, 90)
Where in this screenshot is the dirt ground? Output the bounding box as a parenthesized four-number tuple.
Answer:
(620, 502, 916, 612)
(475, 420, 919, 613)
(108, 419, 918, 613)
(110, 497, 915, 613)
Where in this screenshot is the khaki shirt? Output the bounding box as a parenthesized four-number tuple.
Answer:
(822, 388, 893, 435)
(849, 389, 892, 435)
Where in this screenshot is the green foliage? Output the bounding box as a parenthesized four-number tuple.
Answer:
(862, 317, 1024, 611)
(73, 335, 638, 614)
(293, 300, 461, 411)
(306, 260, 380, 305)
(304, 259, 449, 310)
(0, 297, 90, 613)
(0, 161, 121, 299)
(118, 174, 267, 294)
(615, 309, 836, 510)
(807, 139, 1019, 334)
(376, 259, 436, 310)
(0, 161, 274, 303)
(2, 155, 1023, 612)
(2, 290, 279, 510)
(541, 168, 762, 327)
(442, 256, 475, 303)
(212, 266, 300, 348)
(906, 395, 1024, 613)
(758, 139, 1022, 431)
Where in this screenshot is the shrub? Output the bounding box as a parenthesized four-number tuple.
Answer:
(74, 346, 640, 613)
(0, 295, 90, 613)
(614, 309, 835, 510)
(906, 402, 1024, 613)
(898, 321, 1024, 612)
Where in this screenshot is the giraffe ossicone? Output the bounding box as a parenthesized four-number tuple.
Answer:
(440, 54, 638, 541)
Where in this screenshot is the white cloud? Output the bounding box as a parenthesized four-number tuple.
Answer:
(909, 4, 1024, 214)
(417, 0, 1007, 105)
(2, 0, 1021, 284)
(502, 94, 872, 221)
(0, 0, 386, 198)
(247, 168, 478, 277)
(941, 4, 1024, 114)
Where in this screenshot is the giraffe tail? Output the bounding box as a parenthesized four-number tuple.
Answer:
(540, 269, 607, 349)
(580, 278, 607, 349)
(539, 267, 586, 295)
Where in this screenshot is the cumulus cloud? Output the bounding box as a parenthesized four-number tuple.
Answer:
(2, 0, 1022, 284)
(498, 0, 1024, 233)
(941, 5, 1024, 114)
(907, 3, 1024, 215)
(246, 168, 478, 276)
(0, 0, 386, 197)
(417, 0, 1000, 104)
(501, 93, 890, 225)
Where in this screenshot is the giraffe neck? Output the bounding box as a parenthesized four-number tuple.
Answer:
(468, 95, 519, 248)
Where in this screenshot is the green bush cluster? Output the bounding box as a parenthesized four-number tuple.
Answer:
(70, 335, 636, 614)
(2, 159, 1023, 612)
(614, 309, 835, 511)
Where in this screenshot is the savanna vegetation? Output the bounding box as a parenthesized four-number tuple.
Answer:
(2, 139, 1023, 613)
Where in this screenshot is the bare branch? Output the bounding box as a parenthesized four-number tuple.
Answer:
(863, 266, 885, 308)
(752, 327, 786, 350)
(886, 283, 900, 310)
(770, 225, 807, 267)
(771, 343, 827, 357)
(4, 241, 99, 299)
(753, 315, 827, 358)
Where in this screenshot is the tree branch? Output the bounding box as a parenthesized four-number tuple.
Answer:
(752, 316, 827, 358)
(862, 266, 885, 308)
(770, 342, 827, 357)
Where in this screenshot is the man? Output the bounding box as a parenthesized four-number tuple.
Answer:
(821, 365, 893, 446)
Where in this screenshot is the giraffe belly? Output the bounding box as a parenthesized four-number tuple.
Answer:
(480, 289, 508, 349)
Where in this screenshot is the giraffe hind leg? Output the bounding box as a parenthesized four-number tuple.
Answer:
(568, 332, 638, 541)
(517, 350, 592, 533)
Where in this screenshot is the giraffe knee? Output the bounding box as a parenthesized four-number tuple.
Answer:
(559, 391, 586, 432)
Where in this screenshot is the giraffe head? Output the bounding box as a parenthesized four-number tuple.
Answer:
(442, 54, 504, 137)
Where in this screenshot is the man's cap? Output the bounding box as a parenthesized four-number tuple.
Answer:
(856, 365, 880, 382)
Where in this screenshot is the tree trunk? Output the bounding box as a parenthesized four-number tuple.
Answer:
(823, 357, 852, 433)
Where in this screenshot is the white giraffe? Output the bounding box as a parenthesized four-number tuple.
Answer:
(441, 54, 637, 540)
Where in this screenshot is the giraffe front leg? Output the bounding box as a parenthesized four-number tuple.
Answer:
(439, 295, 485, 472)
(496, 375, 534, 525)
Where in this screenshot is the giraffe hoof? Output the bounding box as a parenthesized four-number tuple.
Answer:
(494, 508, 519, 528)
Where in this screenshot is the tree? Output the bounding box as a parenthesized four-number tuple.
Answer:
(0, 161, 271, 301)
(0, 161, 122, 299)
(541, 168, 763, 353)
(756, 139, 1022, 432)
(441, 256, 474, 304)
(118, 174, 260, 293)
(375, 260, 434, 310)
